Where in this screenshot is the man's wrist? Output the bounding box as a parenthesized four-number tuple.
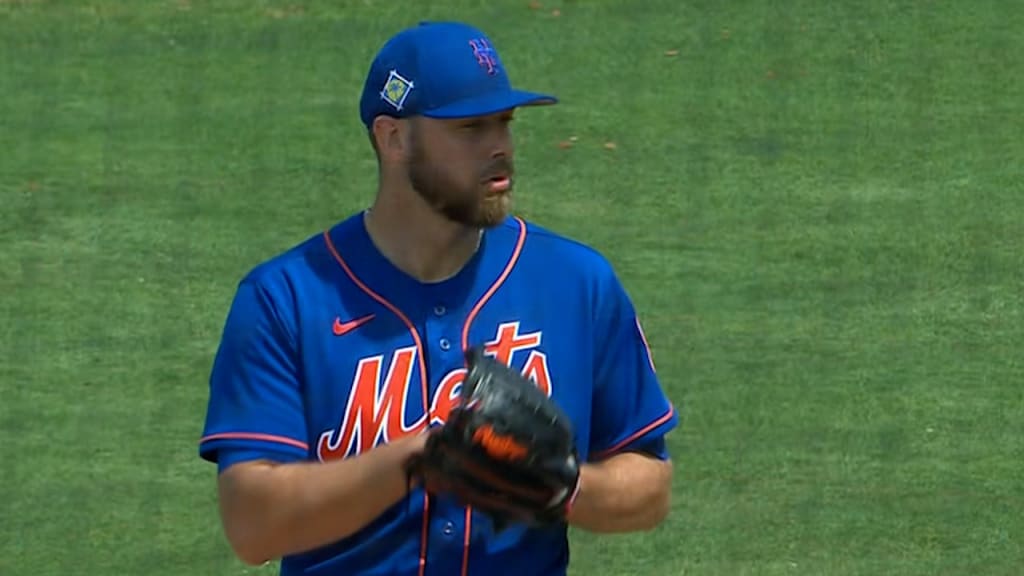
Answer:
(563, 462, 593, 524)
(563, 465, 584, 515)
(395, 431, 431, 492)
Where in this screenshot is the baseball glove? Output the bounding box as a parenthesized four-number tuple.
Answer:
(406, 347, 581, 530)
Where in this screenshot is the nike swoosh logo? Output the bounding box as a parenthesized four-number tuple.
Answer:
(333, 314, 375, 336)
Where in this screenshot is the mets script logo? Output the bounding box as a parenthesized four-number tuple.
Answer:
(468, 38, 498, 75)
(317, 322, 550, 462)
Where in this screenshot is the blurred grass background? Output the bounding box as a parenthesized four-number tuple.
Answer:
(2, 1, 1022, 574)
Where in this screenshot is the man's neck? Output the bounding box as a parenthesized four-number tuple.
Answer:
(363, 193, 483, 284)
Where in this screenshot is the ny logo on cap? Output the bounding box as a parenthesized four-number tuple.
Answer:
(380, 69, 414, 111)
(469, 39, 498, 75)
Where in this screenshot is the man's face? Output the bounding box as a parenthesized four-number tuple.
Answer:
(405, 110, 516, 228)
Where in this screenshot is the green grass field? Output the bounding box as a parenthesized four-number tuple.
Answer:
(2, 1, 1023, 574)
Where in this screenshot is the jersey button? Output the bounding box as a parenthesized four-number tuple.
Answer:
(433, 305, 446, 316)
(439, 338, 451, 351)
(442, 522, 454, 536)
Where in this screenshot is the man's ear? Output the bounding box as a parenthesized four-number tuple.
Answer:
(371, 115, 409, 163)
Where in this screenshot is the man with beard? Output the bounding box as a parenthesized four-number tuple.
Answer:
(198, 21, 678, 576)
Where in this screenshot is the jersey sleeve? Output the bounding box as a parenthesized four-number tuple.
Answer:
(588, 264, 679, 462)
(198, 275, 309, 471)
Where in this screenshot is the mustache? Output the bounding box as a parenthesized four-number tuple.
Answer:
(482, 158, 514, 179)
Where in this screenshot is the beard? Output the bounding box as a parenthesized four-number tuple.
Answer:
(406, 133, 513, 228)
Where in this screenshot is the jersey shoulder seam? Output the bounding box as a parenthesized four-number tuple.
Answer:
(518, 220, 608, 258)
(517, 219, 618, 278)
(241, 231, 323, 285)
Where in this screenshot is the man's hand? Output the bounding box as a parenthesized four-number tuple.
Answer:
(566, 451, 673, 533)
(406, 347, 581, 530)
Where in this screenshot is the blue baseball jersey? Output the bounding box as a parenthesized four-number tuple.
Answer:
(199, 213, 679, 576)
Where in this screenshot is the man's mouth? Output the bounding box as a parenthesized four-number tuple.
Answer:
(485, 174, 511, 193)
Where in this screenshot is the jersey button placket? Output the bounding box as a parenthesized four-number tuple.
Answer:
(427, 514, 465, 575)
(422, 301, 469, 572)
(422, 302, 461, 429)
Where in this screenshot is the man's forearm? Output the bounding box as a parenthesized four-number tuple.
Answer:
(218, 434, 426, 565)
(566, 451, 673, 533)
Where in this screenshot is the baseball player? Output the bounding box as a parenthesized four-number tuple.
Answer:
(199, 20, 679, 576)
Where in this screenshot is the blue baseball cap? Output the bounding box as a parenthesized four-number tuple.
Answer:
(359, 21, 558, 128)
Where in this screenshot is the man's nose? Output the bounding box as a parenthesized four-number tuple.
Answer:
(490, 125, 513, 158)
